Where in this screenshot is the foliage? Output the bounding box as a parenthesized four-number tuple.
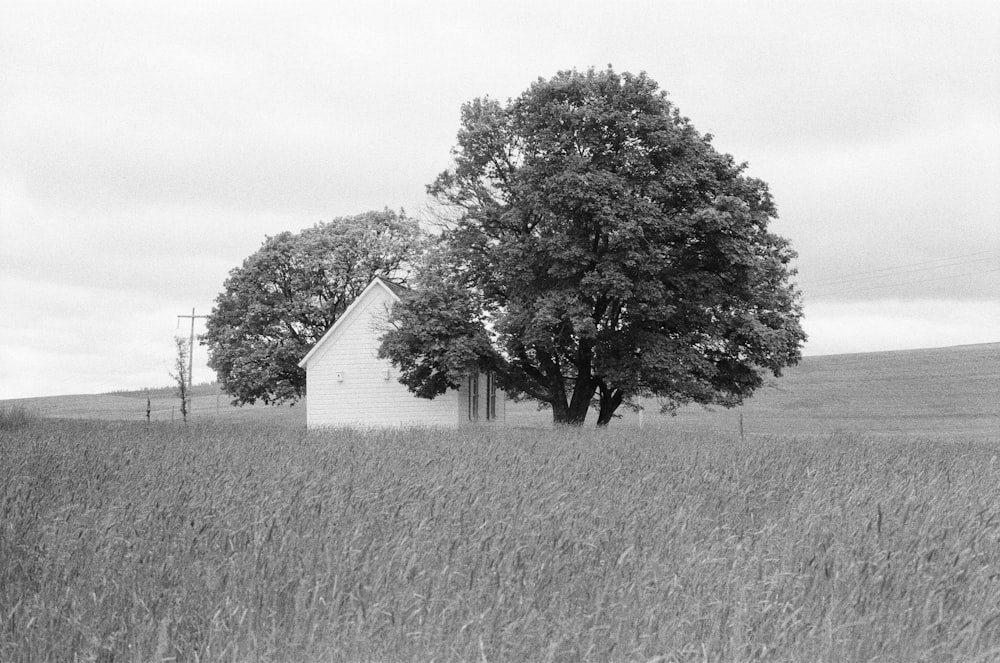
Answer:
(377, 245, 500, 400)
(4, 421, 1000, 662)
(0, 404, 36, 430)
(203, 209, 426, 405)
(380, 67, 805, 425)
(169, 336, 190, 422)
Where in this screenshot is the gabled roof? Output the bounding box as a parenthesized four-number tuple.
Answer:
(298, 277, 406, 369)
(380, 278, 410, 299)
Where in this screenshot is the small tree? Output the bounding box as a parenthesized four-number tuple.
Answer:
(170, 336, 189, 423)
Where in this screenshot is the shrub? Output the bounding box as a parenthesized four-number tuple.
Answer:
(0, 404, 36, 430)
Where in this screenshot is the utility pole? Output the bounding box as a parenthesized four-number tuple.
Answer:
(176, 308, 208, 390)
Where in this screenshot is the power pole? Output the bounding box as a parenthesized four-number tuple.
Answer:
(176, 308, 208, 390)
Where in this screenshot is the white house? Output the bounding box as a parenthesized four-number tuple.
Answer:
(298, 277, 506, 428)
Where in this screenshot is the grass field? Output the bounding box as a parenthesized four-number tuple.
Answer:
(1, 343, 998, 661)
(3, 418, 1000, 662)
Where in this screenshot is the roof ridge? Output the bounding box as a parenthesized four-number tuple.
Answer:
(376, 276, 411, 298)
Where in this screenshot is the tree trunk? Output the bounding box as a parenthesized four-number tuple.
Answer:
(541, 351, 595, 425)
(551, 377, 596, 425)
(549, 393, 591, 425)
(595, 388, 623, 426)
(550, 398, 572, 424)
(553, 403, 589, 425)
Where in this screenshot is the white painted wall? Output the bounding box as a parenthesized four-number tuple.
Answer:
(303, 284, 460, 428)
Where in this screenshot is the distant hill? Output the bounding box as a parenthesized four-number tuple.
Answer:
(495, 342, 999, 438)
(3, 343, 998, 437)
(642, 342, 1000, 438)
(5, 382, 305, 427)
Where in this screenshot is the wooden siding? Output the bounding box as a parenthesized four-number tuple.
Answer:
(303, 284, 460, 428)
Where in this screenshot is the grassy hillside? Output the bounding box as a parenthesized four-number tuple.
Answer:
(481, 342, 1000, 438)
(3, 342, 998, 437)
(5, 382, 306, 427)
(657, 342, 1000, 439)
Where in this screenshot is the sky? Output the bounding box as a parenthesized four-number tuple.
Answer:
(1, 1, 998, 400)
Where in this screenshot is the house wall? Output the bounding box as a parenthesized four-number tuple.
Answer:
(304, 285, 460, 428)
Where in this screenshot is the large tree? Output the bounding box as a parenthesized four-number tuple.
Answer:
(204, 209, 425, 405)
(379, 68, 805, 426)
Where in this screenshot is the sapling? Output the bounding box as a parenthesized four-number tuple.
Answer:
(169, 335, 190, 422)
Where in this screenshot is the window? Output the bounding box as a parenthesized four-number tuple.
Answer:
(468, 374, 479, 421)
(468, 373, 498, 422)
(485, 372, 497, 420)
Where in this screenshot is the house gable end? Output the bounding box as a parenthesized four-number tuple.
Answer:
(299, 276, 508, 429)
(298, 277, 402, 370)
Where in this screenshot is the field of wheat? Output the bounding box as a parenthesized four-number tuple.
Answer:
(3, 412, 1000, 662)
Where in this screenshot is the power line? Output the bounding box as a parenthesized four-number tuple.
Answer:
(808, 266, 1000, 300)
(799, 250, 1000, 289)
(803, 254, 998, 289)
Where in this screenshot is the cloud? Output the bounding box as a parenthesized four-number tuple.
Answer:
(0, 275, 212, 399)
(763, 113, 1000, 303)
(1, 1, 998, 398)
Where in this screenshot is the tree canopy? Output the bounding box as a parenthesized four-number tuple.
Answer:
(379, 67, 806, 426)
(204, 209, 426, 405)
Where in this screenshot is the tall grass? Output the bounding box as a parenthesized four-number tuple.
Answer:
(0, 404, 36, 431)
(2, 421, 1000, 661)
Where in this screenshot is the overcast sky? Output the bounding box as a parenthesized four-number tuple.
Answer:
(2, 1, 998, 400)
